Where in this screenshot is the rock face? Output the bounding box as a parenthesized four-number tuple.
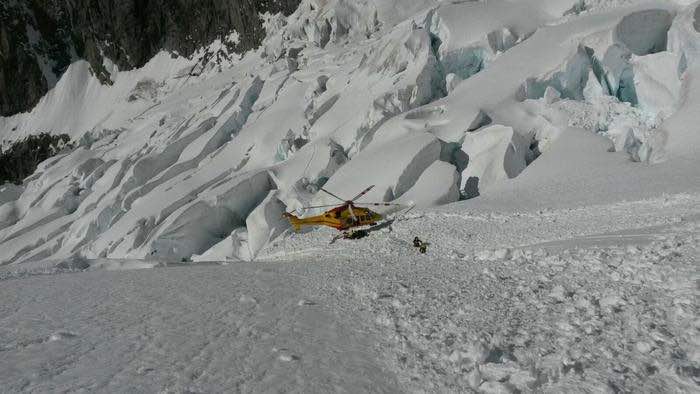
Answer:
(0, 0, 300, 116)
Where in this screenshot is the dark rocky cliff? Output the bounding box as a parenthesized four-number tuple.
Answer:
(0, 0, 300, 116)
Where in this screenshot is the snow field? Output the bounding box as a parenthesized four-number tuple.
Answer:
(258, 192, 700, 392)
(2, 192, 696, 392)
(0, 264, 401, 392)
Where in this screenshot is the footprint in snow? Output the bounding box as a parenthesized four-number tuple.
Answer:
(137, 366, 155, 375)
(278, 353, 300, 362)
(239, 295, 257, 304)
(273, 347, 300, 362)
(48, 331, 78, 342)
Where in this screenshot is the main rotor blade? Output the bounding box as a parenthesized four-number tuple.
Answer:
(304, 204, 344, 209)
(320, 187, 346, 202)
(350, 185, 375, 202)
(354, 202, 403, 207)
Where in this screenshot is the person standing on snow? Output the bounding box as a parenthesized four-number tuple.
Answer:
(413, 237, 428, 253)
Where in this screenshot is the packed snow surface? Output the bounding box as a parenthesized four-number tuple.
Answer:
(1, 0, 699, 391)
(2, 192, 698, 392)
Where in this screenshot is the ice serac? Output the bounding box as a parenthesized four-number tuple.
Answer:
(631, 52, 682, 117)
(398, 161, 460, 207)
(284, 0, 379, 49)
(543, 86, 561, 104)
(467, 126, 657, 209)
(522, 45, 594, 102)
(192, 228, 251, 262)
(667, 3, 700, 72)
(269, 143, 349, 221)
(460, 125, 529, 198)
(303, 17, 447, 154)
(445, 73, 463, 94)
(657, 64, 700, 158)
(148, 171, 274, 261)
(654, 2, 700, 158)
(245, 191, 290, 259)
(319, 133, 442, 205)
(583, 70, 606, 103)
(428, 0, 551, 80)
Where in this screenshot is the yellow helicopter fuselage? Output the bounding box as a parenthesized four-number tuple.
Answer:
(284, 205, 382, 231)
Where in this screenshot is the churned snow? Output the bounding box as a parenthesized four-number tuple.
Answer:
(2, 190, 698, 392)
(1, 0, 699, 391)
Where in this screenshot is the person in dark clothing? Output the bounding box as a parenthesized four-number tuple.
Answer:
(413, 236, 429, 253)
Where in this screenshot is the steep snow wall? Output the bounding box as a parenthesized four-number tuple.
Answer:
(460, 125, 529, 198)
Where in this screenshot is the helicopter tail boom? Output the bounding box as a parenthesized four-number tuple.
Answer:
(282, 212, 303, 232)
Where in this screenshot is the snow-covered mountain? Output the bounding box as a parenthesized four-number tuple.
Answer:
(0, 0, 300, 116)
(1, 0, 699, 266)
(2, 1, 700, 392)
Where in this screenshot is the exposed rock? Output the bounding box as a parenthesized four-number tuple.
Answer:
(0, 0, 301, 116)
(0, 133, 71, 185)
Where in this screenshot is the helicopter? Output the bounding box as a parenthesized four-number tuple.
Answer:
(283, 185, 403, 232)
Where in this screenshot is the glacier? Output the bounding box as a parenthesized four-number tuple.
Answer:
(1, 0, 699, 265)
(1, 0, 700, 392)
